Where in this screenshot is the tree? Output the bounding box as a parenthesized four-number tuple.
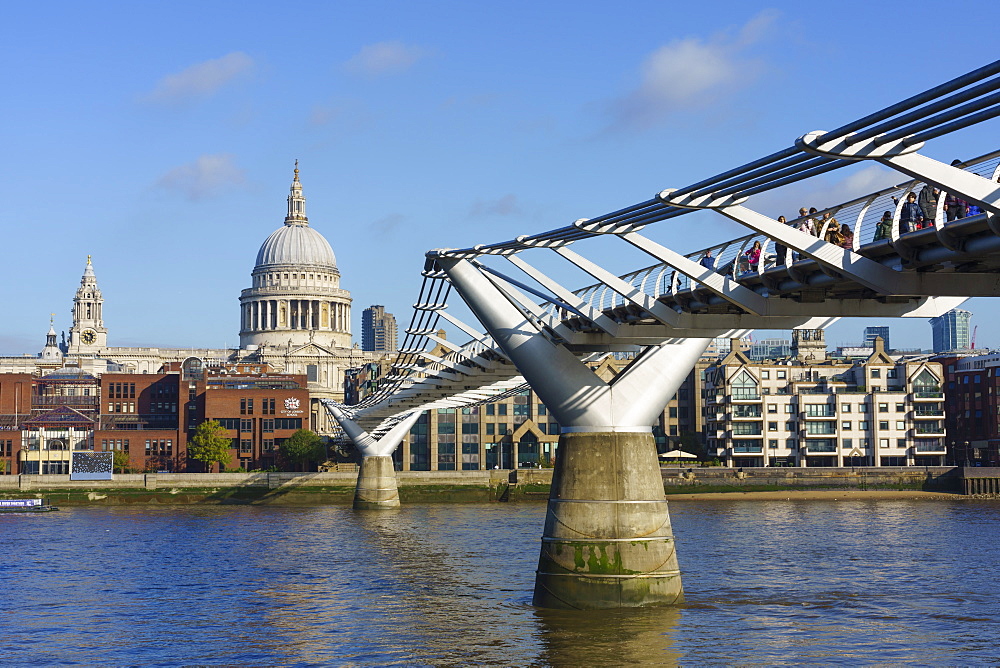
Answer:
(112, 449, 131, 474)
(279, 429, 326, 471)
(188, 420, 232, 472)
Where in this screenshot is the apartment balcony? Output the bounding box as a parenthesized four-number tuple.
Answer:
(730, 393, 761, 403)
(913, 423, 945, 436)
(729, 426, 764, 437)
(803, 429, 838, 438)
(802, 409, 836, 419)
(913, 407, 944, 418)
(914, 440, 946, 453)
(804, 440, 837, 453)
(912, 390, 944, 401)
(730, 408, 763, 420)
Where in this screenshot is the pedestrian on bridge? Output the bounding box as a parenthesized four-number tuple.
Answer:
(873, 211, 893, 241)
(900, 192, 924, 232)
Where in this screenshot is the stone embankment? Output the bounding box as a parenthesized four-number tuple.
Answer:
(0, 466, 973, 505)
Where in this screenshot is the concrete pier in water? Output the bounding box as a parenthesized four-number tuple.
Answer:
(353, 455, 401, 510)
(534, 431, 682, 608)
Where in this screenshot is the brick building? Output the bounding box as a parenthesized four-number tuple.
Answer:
(0, 360, 311, 474)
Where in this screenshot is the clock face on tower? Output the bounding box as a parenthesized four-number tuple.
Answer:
(81, 330, 97, 345)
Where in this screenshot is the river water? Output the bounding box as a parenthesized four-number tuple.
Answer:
(2, 499, 999, 666)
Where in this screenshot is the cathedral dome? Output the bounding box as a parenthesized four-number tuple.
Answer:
(252, 164, 339, 274)
(254, 223, 338, 272)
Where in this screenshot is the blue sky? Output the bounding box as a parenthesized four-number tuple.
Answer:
(3, 0, 1000, 355)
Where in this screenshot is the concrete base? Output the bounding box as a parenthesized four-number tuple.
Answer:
(353, 456, 400, 510)
(532, 431, 683, 609)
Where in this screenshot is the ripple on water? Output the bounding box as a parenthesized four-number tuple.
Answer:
(1, 501, 999, 665)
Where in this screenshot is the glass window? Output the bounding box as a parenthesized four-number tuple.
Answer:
(768, 422, 778, 431)
(871, 368, 881, 378)
(842, 421, 851, 430)
(896, 421, 905, 430)
(859, 421, 869, 430)
(841, 403, 851, 412)
(879, 421, 889, 430)
(767, 404, 777, 413)
(878, 403, 889, 412)
(761, 370, 770, 379)
(777, 370, 786, 379)
(896, 403, 905, 412)
(879, 438, 889, 449)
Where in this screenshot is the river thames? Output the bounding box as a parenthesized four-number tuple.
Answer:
(2, 499, 999, 666)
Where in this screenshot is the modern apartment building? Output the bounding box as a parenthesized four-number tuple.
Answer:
(703, 333, 946, 467)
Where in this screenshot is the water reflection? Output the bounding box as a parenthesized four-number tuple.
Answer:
(3, 501, 1000, 665)
(533, 607, 681, 667)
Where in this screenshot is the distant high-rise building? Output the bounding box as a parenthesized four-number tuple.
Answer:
(864, 326, 890, 351)
(361, 305, 398, 352)
(930, 309, 973, 352)
(748, 337, 792, 361)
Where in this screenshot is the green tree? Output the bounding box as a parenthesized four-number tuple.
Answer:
(112, 449, 131, 474)
(188, 420, 232, 473)
(279, 429, 326, 471)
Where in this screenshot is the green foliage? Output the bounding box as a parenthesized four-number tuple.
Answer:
(188, 420, 232, 472)
(278, 429, 326, 471)
(112, 449, 130, 474)
(0, 458, 6, 474)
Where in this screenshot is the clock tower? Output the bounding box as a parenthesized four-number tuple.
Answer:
(67, 256, 108, 354)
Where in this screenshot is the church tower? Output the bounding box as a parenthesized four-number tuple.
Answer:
(67, 256, 108, 354)
(40, 315, 63, 362)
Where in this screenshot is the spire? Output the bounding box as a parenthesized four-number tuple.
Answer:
(83, 255, 95, 278)
(285, 160, 308, 226)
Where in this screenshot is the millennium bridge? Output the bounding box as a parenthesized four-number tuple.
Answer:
(322, 60, 1000, 609)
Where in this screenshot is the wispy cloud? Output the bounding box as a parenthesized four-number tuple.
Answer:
(143, 52, 254, 104)
(371, 213, 405, 235)
(343, 41, 427, 77)
(750, 164, 903, 219)
(606, 11, 777, 131)
(468, 194, 521, 218)
(156, 153, 246, 200)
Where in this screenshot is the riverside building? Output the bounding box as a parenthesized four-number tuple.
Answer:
(0, 362, 310, 474)
(704, 331, 947, 467)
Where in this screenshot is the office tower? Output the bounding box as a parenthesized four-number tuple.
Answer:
(362, 305, 398, 352)
(864, 326, 890, 351)
(929, 309, 972, 352)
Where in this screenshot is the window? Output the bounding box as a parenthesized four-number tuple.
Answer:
(549, 423, 559, 434)
(841, 403, 851, 412)
(486, 423, 495, 435)
(274, 418, 302, 430)
(785, 405, 794, 414)
(842, 438, 853, 449)
(761, 370, 770, 379)
(897, 439, 907, 448)
(871, 368, 881, 378)
(767, 404, 777, 413)
(240, 439, 252, 453)
(263, 398, 276, 415)
(497, 424, 508, 435)
(896, 421, 905, 430)
(777, 370, 786, 379)
(498, 405, 508, 416)
(859, 421, 869, 430)
(486, 404, 495, 416)
(306, 365, 318, 382)
(842, 421, 851, 430)
(513, 404, 529, 416)
(768, 422, 778, 431)
(263, 419, 274, 433)
(879, 438, 889, 449)
(263, 439, 274, 451)
(895, 403, 905, 412)
(731, 370, 759, 400)
(668, 406, 678, 418)
(879, 421, 889, 430)
(769, 439, 778, 449)
(860, 404, 869, 413)
(240, 419, 252, 432)
(438, 422, 456, 435)
(537, 404, 547, 416)
(461, 423, 478, 435)
(878, 403, 889, 412)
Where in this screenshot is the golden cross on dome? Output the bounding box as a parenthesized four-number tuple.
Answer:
(87, 254, 92, 264)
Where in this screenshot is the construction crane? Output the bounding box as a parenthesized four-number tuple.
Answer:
(971, 325, 978, 350)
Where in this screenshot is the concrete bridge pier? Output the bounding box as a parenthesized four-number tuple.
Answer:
(325, 405, 422, 510)
(438, 256, 710, 608)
